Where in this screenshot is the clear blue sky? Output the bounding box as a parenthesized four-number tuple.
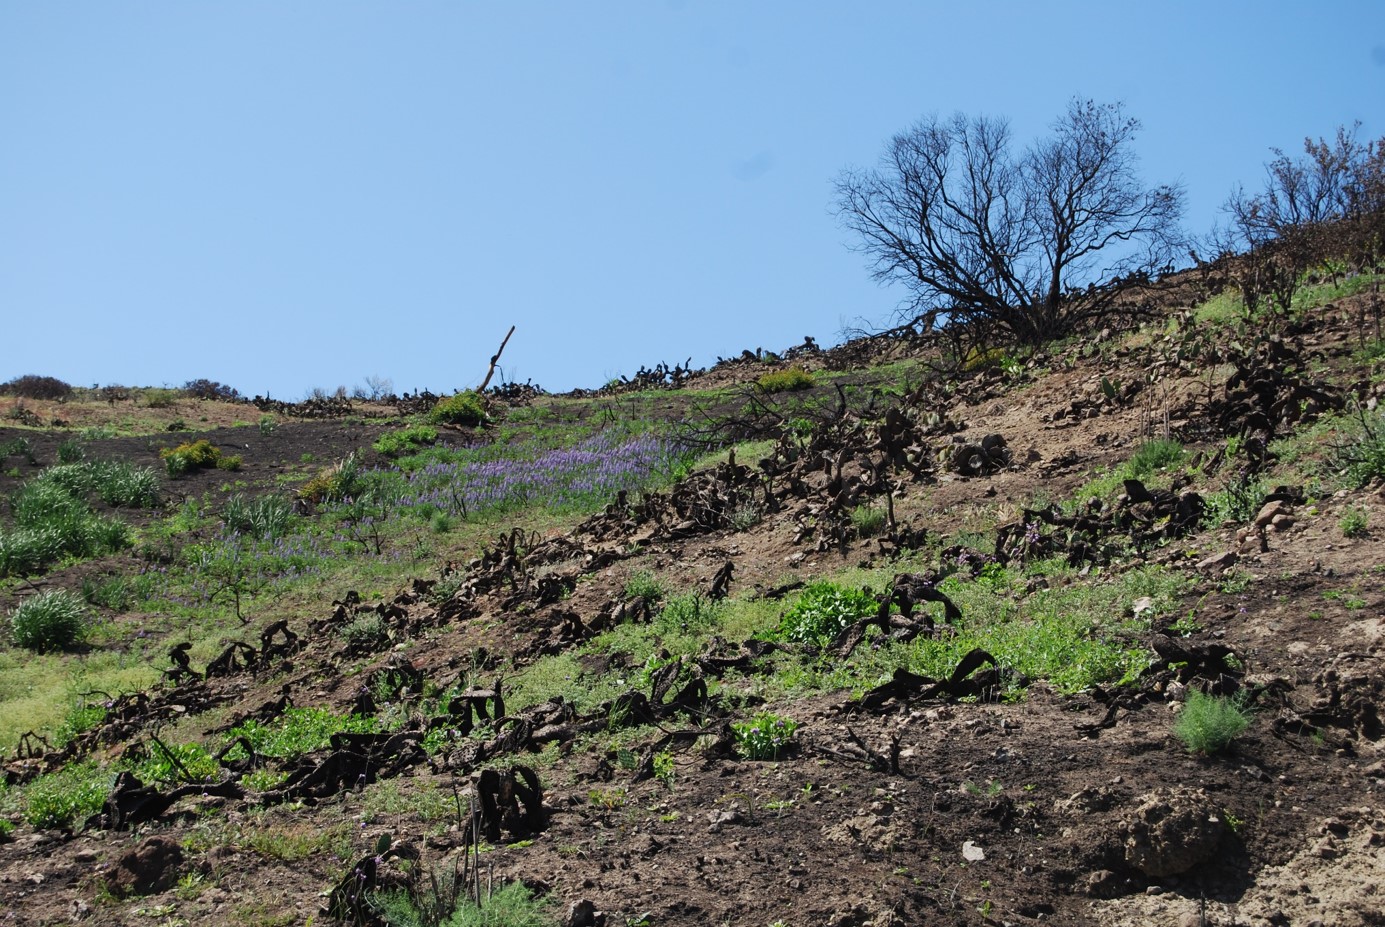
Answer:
(2, 2, 1381, 398)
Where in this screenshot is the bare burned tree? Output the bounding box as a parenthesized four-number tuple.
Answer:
(1217, 124, 1385, 314)
(835, 99, 1185, 348)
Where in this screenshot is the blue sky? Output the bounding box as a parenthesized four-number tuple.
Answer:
(2, 2, 1381, 398)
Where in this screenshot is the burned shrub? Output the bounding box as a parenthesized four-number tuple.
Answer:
(1, 374, 73, 401)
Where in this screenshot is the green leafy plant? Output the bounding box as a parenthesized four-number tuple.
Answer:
(258, 414, 278, 435)
(224, 706, 379, 761)
(1173, 689, 1253, 754)
(427, 391, 487, 427)
(22, 760, 112, 828)
(732, 713, 799, 760)
(137, 740, 220, 786)
(1340, 505, 1369, 538)
(623, 570, 665, 603)
(9, 589, 90, 652)
(776, 581, 877, 645)
(756, 367, 814, 393)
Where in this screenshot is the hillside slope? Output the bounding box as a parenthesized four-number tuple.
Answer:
(2, 276, 1384, 927)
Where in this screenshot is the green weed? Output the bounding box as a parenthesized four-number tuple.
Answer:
(775, 581, 876, 646)
(1341, 506, 1369, 538)
(732, 713, 799, 760)
(21, 760, 112, 828)
(1174, 690, 1252, 754)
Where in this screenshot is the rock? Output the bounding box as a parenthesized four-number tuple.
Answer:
(961, 840, 985, 861)
(1123, 787, 1227, 877)
(1271, 513, 1296, 531)
(706, 809, 740, 832)
(567, 898, 604, 927)
(1255, 500, 1289, 527)
(1083, 868, 1122, 898)
(104, 836, 184, 898)
(1196, 551, 1238, 572)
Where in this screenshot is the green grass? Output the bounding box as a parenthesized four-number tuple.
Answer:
(374, 424, 440, 457)
(9, 589, 89, 652)
(1071, 438, 1186, 506)
(0, 649, 160, 754)
(0, 478, 134, 577)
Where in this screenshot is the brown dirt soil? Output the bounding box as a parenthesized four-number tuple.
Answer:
(3, 292, 1385, 926)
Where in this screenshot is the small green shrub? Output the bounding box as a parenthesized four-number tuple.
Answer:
(654, 593, 722, 635)
(732, 713, 799, 760)
(160, 439, 225, 477)
(623, 570, 665, 603)
(32, 461, 159, 508)
(81, 572, 158, 611)
(9, 589, 89, 652)
(776, 581, 877, 645)
(1174, 690, 1252, 754)
(54, 702, 108, 749)
(142, 388, 179, 409)
(851, 504, 886, 538)
(374, 424, 439, 457)
(756, 366, 814, 393)
(1334, 412, 1385, 488)
(1126, 438, 1185, 478)
(0, 437, 35, 464)
(297, 454, 363, 504)
(375, 878, 558, 927)
(427, 391, 486, 427)
(1341, 506, 1369, 538)
(0, 483, 132, 577)
(729, 502, 762, 531)
(56, 440, 85, 463)
(340, 614, 389, 650)
(222, 493, 297, 540)
(1204, 478, 1270, 526)
(258, 414, 278, 435)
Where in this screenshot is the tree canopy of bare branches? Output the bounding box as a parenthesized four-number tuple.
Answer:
(1216, 124, 1385, 314)
(835, 99, 1185, 348)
